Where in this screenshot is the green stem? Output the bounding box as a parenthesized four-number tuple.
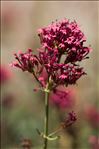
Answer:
(43, 85, 50, 149)
(48, 126, 62, 137)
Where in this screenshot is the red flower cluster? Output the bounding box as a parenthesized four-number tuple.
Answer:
(11, 19, 91, 89)
(38, 18, 92, 63)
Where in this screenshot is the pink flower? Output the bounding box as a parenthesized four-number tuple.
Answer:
(0, 65, 12, 84)
(89, 135, 99, 149)
(84, 105, 99, 128)
(50, 87, 76, 109)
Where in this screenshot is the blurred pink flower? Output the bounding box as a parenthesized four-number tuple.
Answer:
(84, 105, 99, 128)
(0, 65, 12, 84)
(2, 94, 14, 108)
(50, 87, 76, 109)
(21, 138, 32, 148)
(89, 135, 99, 149)
(2, 4, 17, 27)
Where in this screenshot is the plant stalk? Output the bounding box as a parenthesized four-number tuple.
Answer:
(43, 85, 50, 149)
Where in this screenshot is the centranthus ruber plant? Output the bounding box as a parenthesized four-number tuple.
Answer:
(11, 18, 92, 149)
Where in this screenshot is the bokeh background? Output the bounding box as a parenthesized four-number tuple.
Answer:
(1, 1, 99, 149)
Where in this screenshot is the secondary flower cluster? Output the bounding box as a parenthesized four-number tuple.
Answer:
(62, 111, 77, 128)
(11, 49, 39, 73)
(11, 19, 91, 89)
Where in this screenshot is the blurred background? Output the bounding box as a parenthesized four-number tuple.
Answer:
(1, 1, 99, 149)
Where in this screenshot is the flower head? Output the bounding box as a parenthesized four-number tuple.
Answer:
(11, 19, 92, 89)
(38, 18, 92, 63)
